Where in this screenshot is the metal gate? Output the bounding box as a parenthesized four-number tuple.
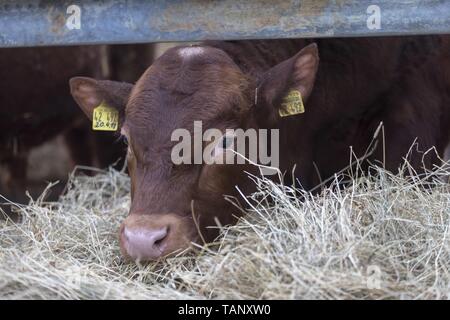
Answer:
(0, 0, 449, 48)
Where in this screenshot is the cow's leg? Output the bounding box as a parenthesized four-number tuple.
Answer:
(4, 154, 27, 199)
(0, 153, 28, 221)
(63, 122, 97, 170)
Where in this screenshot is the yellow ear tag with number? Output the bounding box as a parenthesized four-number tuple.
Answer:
(279, 90, 305, 117)
(92, 101, 119, 131)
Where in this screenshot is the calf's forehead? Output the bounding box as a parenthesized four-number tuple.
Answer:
(123, 46, 249, 134)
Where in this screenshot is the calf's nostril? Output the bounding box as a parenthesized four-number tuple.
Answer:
(151, 227, 168, 247)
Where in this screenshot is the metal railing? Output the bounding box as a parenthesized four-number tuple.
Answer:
(0, 0, 449, 47)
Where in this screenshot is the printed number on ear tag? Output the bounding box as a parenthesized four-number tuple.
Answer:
(279, 90, 305, 117)
(92, 102, 119, 131)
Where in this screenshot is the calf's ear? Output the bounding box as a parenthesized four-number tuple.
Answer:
(255, 43, 319, 123)
(69, 77, 133, 120)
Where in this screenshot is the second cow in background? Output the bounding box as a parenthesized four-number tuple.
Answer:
(0, 43, 154, 212)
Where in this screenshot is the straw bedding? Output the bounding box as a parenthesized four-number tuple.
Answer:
(0, 162, 449, 299)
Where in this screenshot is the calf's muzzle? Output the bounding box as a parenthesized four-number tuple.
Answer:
(119, 213, 196, 262)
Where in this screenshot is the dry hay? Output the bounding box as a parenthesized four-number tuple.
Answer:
(0, 161, 449, 300)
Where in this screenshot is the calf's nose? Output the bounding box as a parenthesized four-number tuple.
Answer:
(121, 226, 168, 261)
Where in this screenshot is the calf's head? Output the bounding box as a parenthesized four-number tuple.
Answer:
(69, 44, 319, 262)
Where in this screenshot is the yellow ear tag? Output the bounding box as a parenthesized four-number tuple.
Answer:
(279, 90, 305, 117)
(92, 102, 119, 131)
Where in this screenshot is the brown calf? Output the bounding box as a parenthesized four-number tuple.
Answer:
(70, 36, 450, 262)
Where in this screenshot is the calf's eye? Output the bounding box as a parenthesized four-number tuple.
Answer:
(121, 135, 128, 146)
(221, 136, 234, 149)
(209, 134, 237, 163)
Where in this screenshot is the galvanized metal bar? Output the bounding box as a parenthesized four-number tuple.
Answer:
(0, 0, 449, 47)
